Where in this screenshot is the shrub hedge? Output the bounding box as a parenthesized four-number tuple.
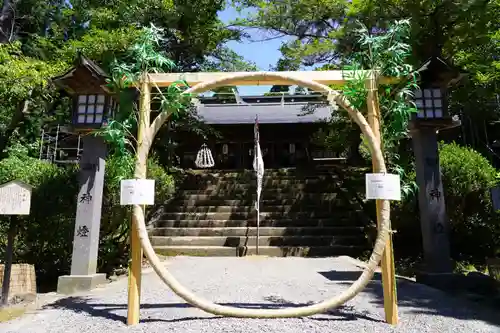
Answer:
(439, 142, 500, 263)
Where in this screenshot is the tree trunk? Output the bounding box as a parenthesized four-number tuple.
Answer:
(0, 0, 14, 43)
(0, 92, 32, 160)
(347, 127, 364, 165)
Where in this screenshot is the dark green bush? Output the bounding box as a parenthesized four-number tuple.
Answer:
(0, 153, 174, 290)
(0, 156, 78, 289)
(439, 142, 500, 263)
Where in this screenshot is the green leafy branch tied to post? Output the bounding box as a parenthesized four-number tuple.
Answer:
(92, 24, 193, 180)
(314, 20, 420, 198)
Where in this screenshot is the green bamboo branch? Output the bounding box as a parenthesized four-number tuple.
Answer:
(338, 19, 419, 199)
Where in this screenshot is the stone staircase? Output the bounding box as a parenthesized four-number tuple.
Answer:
(150, 167, 370, 257)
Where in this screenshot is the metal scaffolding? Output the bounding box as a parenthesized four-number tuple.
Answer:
(39, 125, 82, 164)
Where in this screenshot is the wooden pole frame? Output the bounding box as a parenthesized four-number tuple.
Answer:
(127, 76, 150, 325)
(126, 70, 398, 325)
(147, 70, 397, 87)
(365, 71, 399, 324)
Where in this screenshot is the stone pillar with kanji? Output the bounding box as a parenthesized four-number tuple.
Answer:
(57, 135, 107, 294)
(411, 126, 453, 276)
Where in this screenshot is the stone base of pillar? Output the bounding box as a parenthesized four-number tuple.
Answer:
(416, 271, 498, 295)
(57, 274, 107, 295)
(415, 271, 459, 291)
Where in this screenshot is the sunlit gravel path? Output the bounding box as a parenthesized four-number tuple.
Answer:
(1, 256, 499, 333)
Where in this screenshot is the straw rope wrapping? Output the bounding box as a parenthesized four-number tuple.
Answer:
(133, 72, 391, 318)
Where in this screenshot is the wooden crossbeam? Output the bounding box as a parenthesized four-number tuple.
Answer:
(148, 70, 396, 87)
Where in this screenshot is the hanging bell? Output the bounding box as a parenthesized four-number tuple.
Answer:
(195, 143, 215, 168)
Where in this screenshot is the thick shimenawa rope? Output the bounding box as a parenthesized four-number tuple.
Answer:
(133, 72, 392, 318)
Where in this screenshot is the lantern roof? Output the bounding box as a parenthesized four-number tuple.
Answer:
(416, 56, 465, 88)
(52, 53, 109, 95)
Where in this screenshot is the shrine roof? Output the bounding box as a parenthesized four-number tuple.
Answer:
(196, 95, 332, 124)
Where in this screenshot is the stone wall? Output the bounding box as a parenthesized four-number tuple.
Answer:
(0, 264, 36, 300)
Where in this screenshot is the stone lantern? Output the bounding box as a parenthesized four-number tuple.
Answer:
(53, 54, 111, 294)
(409, 56, 463, 287)
(411, 56, 462, 125)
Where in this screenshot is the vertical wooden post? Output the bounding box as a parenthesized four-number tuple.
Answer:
(127, 77, 150, 325)
(127, 212, 143, 325)
(365, 71, 399, 325)
(1, 216, 16, 306)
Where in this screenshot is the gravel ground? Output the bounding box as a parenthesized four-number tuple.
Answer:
(0, 256, 499, 333)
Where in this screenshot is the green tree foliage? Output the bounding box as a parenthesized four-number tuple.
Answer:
(14, 0, 248, 71)
(233, 0, 500, 143)
(0, 42, 67, 158)
(233, 0, 499, 75)
(0, 0, 253, 162)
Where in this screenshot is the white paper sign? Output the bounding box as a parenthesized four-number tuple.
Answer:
(0, 180, 33, 215)
(365, 173, 401, 201)
(120, 179, 155, 205)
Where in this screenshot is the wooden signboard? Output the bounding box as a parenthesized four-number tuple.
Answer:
(0, 180, 33, 215)
(0, 180, 33, 306)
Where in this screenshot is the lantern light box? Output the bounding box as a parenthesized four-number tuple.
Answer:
(414, 88, 444, 119)
(52, 54, 118, 131)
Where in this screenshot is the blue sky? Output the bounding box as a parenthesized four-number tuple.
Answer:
(217, 6, 290, 95)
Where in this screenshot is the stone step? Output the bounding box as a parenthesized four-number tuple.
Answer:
(160, 210, 353, 221)
(151, 235, 364, 247)
(154, 245, 364, 257)
(150, 226, 365, 237)
(155, 218, 363, 228)
(185, 169, 339, 178)
(180, 185, 341, 195)
(184, 171, 335, 176)
(182, 177, 339, 188)
(164, 204, 344, 213)
(176, 193, 341, 201)
(170, 198, 344, 207)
